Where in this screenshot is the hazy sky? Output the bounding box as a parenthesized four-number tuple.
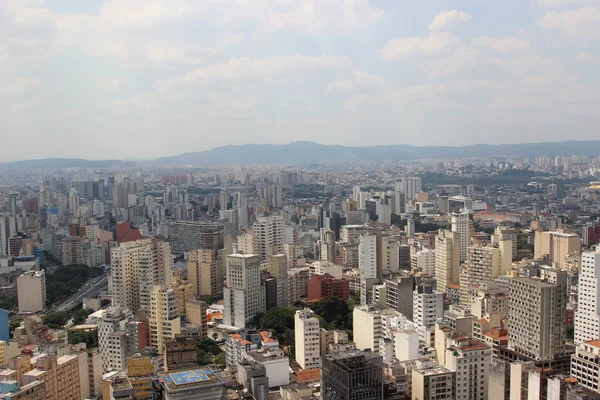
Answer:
(1, 0, 599, 161)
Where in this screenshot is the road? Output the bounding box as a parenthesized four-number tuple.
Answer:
(51, 273, 109, 313)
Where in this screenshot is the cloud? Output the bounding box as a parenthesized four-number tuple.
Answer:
(576, 51, 600, 65)
(538, 7, 600, 39)
(4, 77, 40, 95)
(471, 36, 531, 53)
(96, 77, 124, 91)
(535, 0, 600, 6)
(379, 33, 458, 60)
(327, 70, 385, 93)
(429, 10, 472, 31)
(421, 48, 481, 78)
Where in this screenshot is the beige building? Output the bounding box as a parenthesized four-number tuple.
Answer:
(444, 337, 491, 400)
(223, 254, 263, 328)
(149, 285, 182, 351)
(459, 243, 511, 306)
(534, 230, 581, 269)
(188, 249, 222, 298)
(434, 230, 460, 293)
(295, 308, 320, 370)
(110, 239, 172, 312)
(253, 216, 285, 261)
(60, 236, 85, 265)
(267, 254, 288, 307)
(22, 354, 81, 400)
(411, 358, 456, 400)
(171, 278, 194, 315)
(570, 340, 600, 393)
(451, 211, 471, 263)
(17, 269, 46, 313)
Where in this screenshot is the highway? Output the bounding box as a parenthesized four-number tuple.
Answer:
(51, 273, 109, 313)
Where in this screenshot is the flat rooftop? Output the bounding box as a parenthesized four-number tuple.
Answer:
(159, 368, 224, 390)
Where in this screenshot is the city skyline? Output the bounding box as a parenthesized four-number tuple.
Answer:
(2, 0, 600, 161)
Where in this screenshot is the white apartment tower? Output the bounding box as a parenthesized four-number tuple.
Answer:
(575, 248, 600, 343)
(223, 254, 263, 328)
(353, 305, 383, 353)
(435, 230, 460, 293)
(395, 177, 422, 202)
(451, 211, 470, 263)
(253, 215, 285, 261)
(509, 271, 568, 361)
(413, 283, 444, 342)
(295, 308, 321, 369)
(359, 234, 378, 305)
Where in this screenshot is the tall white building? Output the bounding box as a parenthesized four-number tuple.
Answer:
(570, 340, 600, 394)
(295, 308, 320, 369)
(451, 211, 470, 263)
(395, 177, 422, 202)
(411, 248, 436, 276)
(359, 234, 378, 305)
(575, 248, 600, 343)
(17, 269, 46, 313)
(353, 305, 384, 353)
(69, 188, 80, 216)
(413, 283, 444, 342)
(223, 254, 263, 328)
(253, 215, 285, 261)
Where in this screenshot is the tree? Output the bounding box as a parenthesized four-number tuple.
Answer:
(254, 307, 297, 338)
(0, 295, 16, 310)
(196, 337, 222, 356)
(68, 330, 98, 348)
(42, 311, 70, 329)
(199, 296, 214, 305)
(311, 296, 352, 330)
(73, 308, 93, 325)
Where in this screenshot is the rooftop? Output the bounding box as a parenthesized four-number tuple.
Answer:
(159, 368, 224, 391)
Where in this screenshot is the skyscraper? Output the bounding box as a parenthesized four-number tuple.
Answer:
(413, 282, 443, 342)
(237, 193, 248, 229)
(223, 254, 263, 328)
(169, 221, 224, 254)
(321, 350, 383, 400)
(575, 248, 600, 343)
(187, 249, 223, 299)
(295, 308, 320, 370)
(253, 215, 285, 261)
(359, 234, 377, 305)
(434, 230, 460, 293)
(267, 254, 288, 307)
(149, 285, 182, 351)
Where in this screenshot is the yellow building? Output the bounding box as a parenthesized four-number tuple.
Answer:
(534, 230, 581, 269)
(128, 356, 154, 399)
(149, 285, 182, 351)
(172, 278, 194, 315)
(22, 354, 80, 400)
(188, 249, 221, 298)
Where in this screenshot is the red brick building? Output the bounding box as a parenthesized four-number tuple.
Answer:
(116, 221, 142, 243)
(307, 274, 349, 301)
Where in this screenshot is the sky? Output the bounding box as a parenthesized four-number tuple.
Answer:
(1, 0, 600, 161)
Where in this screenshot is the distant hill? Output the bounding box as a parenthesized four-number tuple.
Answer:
(0, 158, 134, 170)
(155, 140, 600, 165)
(4, 140, 600, 168)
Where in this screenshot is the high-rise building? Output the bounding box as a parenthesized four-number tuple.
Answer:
(395, 177, 422, 202)
(413, 282, 443, 342)
(534, 230, 581, 269)
(267, 254, 288, 307)
(17, 269, 46, 313)
(509, 270, 568, 361)
(187, 249, 223, 299)
(169, 221, 224, 254)
(110, 239, 173, 312)
(411, 248, 436, 276)
(320, 228, 336, 263)
(69, 188, 80, 216)
(459, 243, 511, 306)
(237, 193, 248, 229)
(570, 340, 600, 394)
(412, 359, 456, 400)
(359, 234, 378, 305)
(149, 285, 182, 351)
(321, 350, 383, 400)
(295, 308, 320, 370)
(353, 305, 383, 353)
(223, 254, 263, 328)
(0, 215, 8, 257)
(575, 248, 600, 344)
(253, 216, 285, 261)
(435, 230, 460, 293)
(451, 211, 470, 263)
(444, 337, 491, 400)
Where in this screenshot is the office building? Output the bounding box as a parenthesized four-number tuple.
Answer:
(576, 248, 600, 343)
(411, 248, 436, 276)
(237, 193, 249, 229)
(359, 234, 378, 305)
(321, 350, 383, 400)
(459, 243, 511, 306)
(295, 308, 320, 370)
(223, 254, 263, 328)
(169, 221, 224, 254)
(188, 249, 223, 299)
(444, 337, 491, 400)
(308, 274, 350, 301)
(17, 269, 46, 313)
(435, 230, 460, 293)
(267, 254, 288, 307)
(509, 271, 568, 361)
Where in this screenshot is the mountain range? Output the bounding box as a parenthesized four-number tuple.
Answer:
(2, 140, 600, 168)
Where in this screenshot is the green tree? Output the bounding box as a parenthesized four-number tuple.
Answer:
(73, 309, 93, 325)
(0, 295, 16, 310)
(9, 317, 22, 336)
(196, 337, 222, 356)
(42, 311, 70, 329)
(199, 296, 214, 304)
(254, 307, 297, 337)
(68, 330, 99, 348)
(311, 296, 352, 330)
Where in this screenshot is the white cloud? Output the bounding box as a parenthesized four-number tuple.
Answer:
(428, 10, 472, 31)
(327, 70, 385, 93)
(576, 51, 600, 65)
(538, 7, 600, 39)
(379, 33, 458, 60)
(421, 48, 481, 78)
(471, 36, 531, 53)
(535, 0, 600, 7)
(96, 77, 124, 91)
(4, 77, 40, 95)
